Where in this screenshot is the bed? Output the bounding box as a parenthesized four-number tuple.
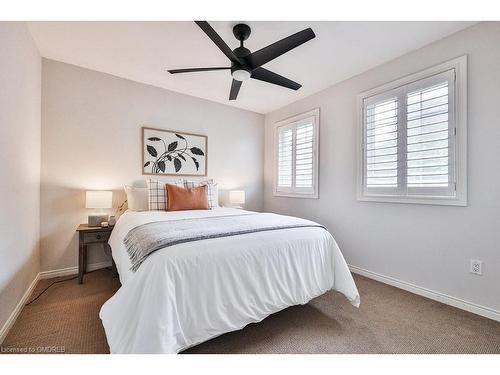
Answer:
(99, 207, 360, 353)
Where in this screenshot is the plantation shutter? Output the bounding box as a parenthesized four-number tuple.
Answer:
(363, 87, 402, 196)
(405, 70, 455, 196)
(295, 121, 314, 189)
(276, 113, 318, 196)
(362, 69, 456, 198)
(277, 125, 293, 188)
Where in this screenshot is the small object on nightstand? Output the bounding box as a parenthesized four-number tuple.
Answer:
(101, 222, 109, 228)
(76, 224, 118, 284)
(88, 214, 108, 227)
(108, 215, 116, 226)
(86, 190, 112, 226)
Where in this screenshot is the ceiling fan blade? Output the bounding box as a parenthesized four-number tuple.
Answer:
(251, 67, 301, 90)
(229, 79, 242, 100)
(195, 21, 243, 65)
(246, 28, 315, 69)
(168, 67, 231, 74)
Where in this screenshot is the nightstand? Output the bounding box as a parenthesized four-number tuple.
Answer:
(76, 224, 118, 284)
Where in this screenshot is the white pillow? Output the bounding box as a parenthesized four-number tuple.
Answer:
(183, 179, 219, 209)
(124, 185, 148, 211)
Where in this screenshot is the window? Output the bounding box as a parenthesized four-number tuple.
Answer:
(274, 108, 319, 198)
(357, 56, 467, 205)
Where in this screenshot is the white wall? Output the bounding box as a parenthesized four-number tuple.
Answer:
(264, 22, 500, 312)
(0, 23, 41, 335)
(41, 59, 264, 272)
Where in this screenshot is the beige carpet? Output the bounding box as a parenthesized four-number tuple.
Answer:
(2, 269, 500, 354)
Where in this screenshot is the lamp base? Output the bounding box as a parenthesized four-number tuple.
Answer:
(88, 214, 109, 227)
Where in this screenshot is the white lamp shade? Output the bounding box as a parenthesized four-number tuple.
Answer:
(229, 190, 245, 205)
(86, 191, 112, 209)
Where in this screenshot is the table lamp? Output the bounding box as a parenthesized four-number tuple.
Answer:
(86, 190, 112, 226)
(229, 190, 245, 209)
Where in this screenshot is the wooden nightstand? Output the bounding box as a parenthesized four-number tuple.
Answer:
(76, 224, 118, 284)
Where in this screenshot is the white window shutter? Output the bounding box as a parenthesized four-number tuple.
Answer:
(405, 70, 455, 197)
(365, 96, 399, 190)
(274, 109, 319, 198)
(295, 122, 314, 189)
(363, 87, 402, 196)
(358, 56, 466, 205)
(277, 126, 293, 188)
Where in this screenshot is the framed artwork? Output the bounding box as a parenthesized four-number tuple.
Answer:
(142, 127, 207, 176)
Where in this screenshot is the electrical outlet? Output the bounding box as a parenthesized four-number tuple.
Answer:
(470, 259, 483, 275)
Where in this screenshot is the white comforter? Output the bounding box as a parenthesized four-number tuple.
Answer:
(100, 208, 360, 353)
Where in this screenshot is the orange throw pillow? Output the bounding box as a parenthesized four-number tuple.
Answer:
(166, 183, 209, 211)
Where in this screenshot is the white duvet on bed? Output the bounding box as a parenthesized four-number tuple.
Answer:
(100, 208, 360, 353)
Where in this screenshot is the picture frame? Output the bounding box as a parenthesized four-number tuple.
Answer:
(142, 126, 208, 176)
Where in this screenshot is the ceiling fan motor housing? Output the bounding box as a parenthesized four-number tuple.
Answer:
(231, 46, 252, 80)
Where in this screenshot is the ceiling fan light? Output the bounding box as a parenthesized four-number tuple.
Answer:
(232, 69, 251, 81)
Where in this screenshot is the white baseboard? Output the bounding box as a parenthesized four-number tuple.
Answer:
(0, 273, 40, 345)
(349, 264, 500, 322)
(0, 261, 112, 344)
(38, 266, 77, 279)
(38, 261, 111, 279)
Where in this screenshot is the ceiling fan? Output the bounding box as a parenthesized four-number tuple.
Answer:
(168, 21, 316, 100)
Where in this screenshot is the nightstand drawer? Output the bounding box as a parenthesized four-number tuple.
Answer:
(83, 231, 110, 244)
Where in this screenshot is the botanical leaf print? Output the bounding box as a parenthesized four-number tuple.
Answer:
(147, 145, 157, 157)
(191, 157, 199, 171)
(190, 147, 204, 156)
(174, 158, 182, 172)
(144, 130, 205, 175)
(168, 141, 178, 152)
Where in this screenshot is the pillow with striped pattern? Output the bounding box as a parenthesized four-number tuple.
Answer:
(183, 179, 219, 209)
(146, 179, 183, 211)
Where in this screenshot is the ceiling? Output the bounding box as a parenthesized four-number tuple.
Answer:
(28, 21, 474, 114)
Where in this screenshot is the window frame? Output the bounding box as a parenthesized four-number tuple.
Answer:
(273, 108, 320, 199)
(356, 55, 468, 206)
